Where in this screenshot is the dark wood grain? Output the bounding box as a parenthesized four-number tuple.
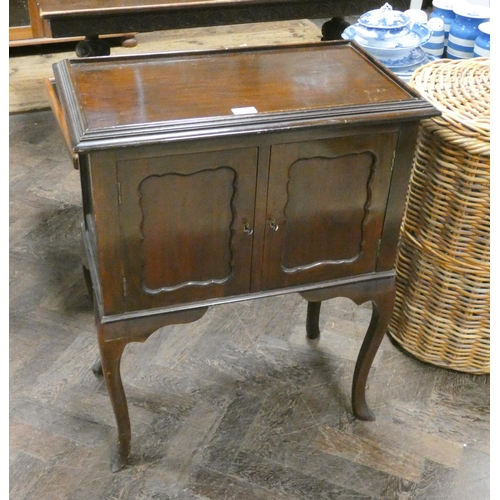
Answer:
(53, 43, 418, 143)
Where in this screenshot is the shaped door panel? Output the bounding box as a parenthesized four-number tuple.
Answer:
(262, 132, 398, 290)
(115, 147, 258, 312)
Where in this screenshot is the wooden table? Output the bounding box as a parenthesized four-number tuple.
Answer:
(36, 0, 412, 54)
(47, 40, 438, 472)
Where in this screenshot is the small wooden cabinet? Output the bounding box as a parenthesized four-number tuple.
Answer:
(47, 41, 438, 471)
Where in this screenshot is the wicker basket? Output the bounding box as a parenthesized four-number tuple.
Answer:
(388, 58, 490, 374)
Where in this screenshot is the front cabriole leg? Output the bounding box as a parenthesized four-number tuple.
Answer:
(95, 307, 208, 472)
(97, 335, 130, 472)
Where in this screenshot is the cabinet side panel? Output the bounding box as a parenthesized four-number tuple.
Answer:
(377, 122, 420, 271)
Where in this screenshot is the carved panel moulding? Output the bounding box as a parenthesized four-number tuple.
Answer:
(281, 152, 375, 272)
(139, 168, 237, 294)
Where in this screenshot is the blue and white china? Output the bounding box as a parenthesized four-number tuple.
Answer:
(389, 54, 437, 83)
(404, 9, 428, 25)
(349, 22, 411, 45)
(422, 17, 445, 57)
(341, 2, 434, 79)
(378, 46, 427, 68)
(447, 3, 490, 59)
(342, 22, 431, 49)
(358, 3, 410, 30)
(473, 21, 490, 57)
(342, 21, 431, 63)
(429, 0, 456, 47)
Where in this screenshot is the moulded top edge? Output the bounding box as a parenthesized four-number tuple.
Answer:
(52, 42, 438, 149)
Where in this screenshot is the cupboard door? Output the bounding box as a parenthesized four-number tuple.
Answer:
(261, 132, 399, 290)
(115, 147, 258, 312)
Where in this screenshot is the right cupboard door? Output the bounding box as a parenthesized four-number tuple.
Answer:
(261, 131, 399, 290)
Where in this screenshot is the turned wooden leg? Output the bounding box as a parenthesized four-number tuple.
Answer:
(98, 336, 130, 472)
(351, 290, 395, 421)
(306, 301, 322, 340)
(75, 35, 111, 57)
(119, 35, 138, 48)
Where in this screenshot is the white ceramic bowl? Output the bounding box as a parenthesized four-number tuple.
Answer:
(342, 22, 431, 52)
(349, 23, 412, 46)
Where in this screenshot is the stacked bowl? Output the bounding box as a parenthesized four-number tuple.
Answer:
(341, 3, 433, 81)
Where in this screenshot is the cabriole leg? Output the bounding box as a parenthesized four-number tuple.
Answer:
(351, 289, 395, 421)
(98, 335, 130, 472)
(300, 274, 396, 422)
(93, 307, 208, 471)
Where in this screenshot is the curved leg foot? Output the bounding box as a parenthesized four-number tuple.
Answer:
(76, 35, 111, 57)
(98, 336, 130, 472)
(351, 288, 395, 421)
(92, 359, 103, 377)
(111, 441, 130, 473)
(120, 35, 137, 48)
(306, 301, 322, 340)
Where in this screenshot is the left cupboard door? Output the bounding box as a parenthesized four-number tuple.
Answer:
(103, 147, 258, 314)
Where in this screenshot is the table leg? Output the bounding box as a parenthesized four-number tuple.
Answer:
(75, 35, 111, 57)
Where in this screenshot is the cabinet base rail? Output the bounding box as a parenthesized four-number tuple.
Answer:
(91, 273, 395, 472)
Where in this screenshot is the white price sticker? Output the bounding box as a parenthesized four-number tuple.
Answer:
(231, 106, 258, 115)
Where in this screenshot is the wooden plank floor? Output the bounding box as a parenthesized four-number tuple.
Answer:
(9, 23, 490, 500)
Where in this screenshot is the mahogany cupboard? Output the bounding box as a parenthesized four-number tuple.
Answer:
(47, 41, 438, 471)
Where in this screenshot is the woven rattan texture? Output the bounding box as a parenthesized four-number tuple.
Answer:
(388, 58, 490, 374)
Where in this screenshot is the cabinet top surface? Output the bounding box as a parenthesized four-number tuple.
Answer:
(53, 42, 438, 150)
